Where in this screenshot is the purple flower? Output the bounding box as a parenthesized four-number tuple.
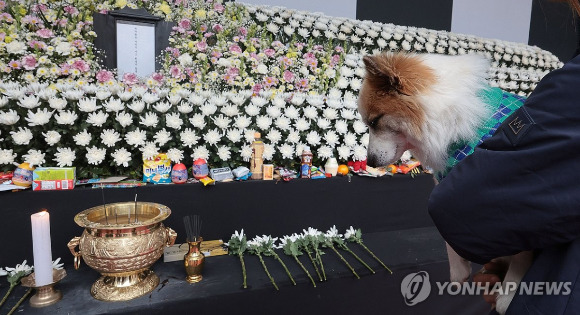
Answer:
(229, 44, 242, 54)
(179, 18, 191, 29)
(214, 3, 225, 13)
(283, 70, 295, 82)
(152, 72, 164, 82)
(212, 24, 223, 33)
(21, 55, 37, 70)
(36, 28, 53, 38)
(238, 27, 248, 37)
(197, 41, 207, 52)
(73, 59, 89, 72)
(264, 48, 275, 57)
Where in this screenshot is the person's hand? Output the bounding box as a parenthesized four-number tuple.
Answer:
(473, 260, 509, 308)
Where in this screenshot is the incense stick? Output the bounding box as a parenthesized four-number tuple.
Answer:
(101, 186, 109, 225)
(134, 193, 138, 223)
(183, 214, 202, 242)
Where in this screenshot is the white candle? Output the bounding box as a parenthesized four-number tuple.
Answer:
(31, 210, 53, 286)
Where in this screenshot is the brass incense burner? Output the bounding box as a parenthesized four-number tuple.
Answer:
(68, 202, 177, 301)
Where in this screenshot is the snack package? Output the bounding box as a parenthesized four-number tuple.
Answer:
(143, 153, 172, 184)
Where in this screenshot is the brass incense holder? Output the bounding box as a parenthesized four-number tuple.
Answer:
(184, 238, 205, 283)
(68, 202, 177, 301)
(21, 269, 67, 308)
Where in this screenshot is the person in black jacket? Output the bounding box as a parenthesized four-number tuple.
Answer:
(428, 1, 580, 314)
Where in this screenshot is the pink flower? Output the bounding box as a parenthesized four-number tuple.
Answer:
(123, 72, 138, 85)
(152, 72, 164, 82)
(29, 40, 46, 50)
(179, 18, 191, 29)
(200, 24, 208, 32)
(283, 70, 295, 82)
(21, 55, 37, 70)
(73, 59, 89, 72)
(264, 49, 275, 57)
(252, 84, 263, 94)
(64, 6, 79, 16)
(229, 44, 242, 54)
(212, 24, 223, 33)
(96, 70, 114, 83)
(238, 27, 247, 37)
(196, 41, 207, 52)
(213, 3, 225, 13)
(170, 65, 182, 78)
(36, 28, 53, 38)
(335, 46, 344, 53)
(330, 55, 340, 67)
(203, 32, 214, 38)
(9, 60, 21, 69)
(0, 32, 4, 41)
(211, 50, 222, 58)
(263, 76, 278, 87)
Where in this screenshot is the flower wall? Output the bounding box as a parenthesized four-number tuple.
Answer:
(0, 0, 562, 177)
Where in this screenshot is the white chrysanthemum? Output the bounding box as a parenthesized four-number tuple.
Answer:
(244, 129, 257, 143)
(324, 130, 340, 147)
(266, 106, 281, 118)
(279, 143, 294, 159)
(141, 92, 160, 104)
(341, 109, 357, 120)
(87, 111, 109, 127)
(100, 129, 121, 147)
(216, 145, 231, 161)
(353, 145, 367, 161)
(335, 120, 349, 135)
(322, 108, 338, 120)
(140, 112, 159, 127)
(117, 91, 134, 102)
(111, 148, 132, 167)
(103, 98, 124, 112)
(265, 129, 282, 144)
(361, 133, 370, 147)
(85, 146, 106, 165)
(0, 149, 17, 165)
(287, 130, 301, 143)
(200, 102, 217, 116)
(0, 109, 20, 125)
(306, 131, 321, 146)
(238, 145, 251, 162)
(180, 128, 199, 148)
(303, 106, 318, 120)
(116, 111, 133, 127)
(317, 118, 331, 129)
(328, 88, 342, 100)
(212, 114, 231, 130)
(11, 127, 33, 145)
(263, 143, 275, 161)
(25, 108, 53, 126)
(317, 145, 333, 160)
(43, 130, 61, 146)
(235, 115, 251, 129)
(350, 78, 363, 90)
(284, 106, 300, 120)
(3, 87, 26, 99)
(204, 129, 221, 146)
(140, 142, 159, 160)
(274, 116, 291, 131)
(177, 102, 193, 114)
(192, 145, 210, 160)
(61, 89, 84, 101)
(165, 113, 183, 129)
(95, 90, 112, 101)
(54, 110, 77, 125)
(226, 128, 242, 143)
(221, 104, 240, 117)
(189, 114, 206, 129)
(336, 77, 349, 89)
(272, 97, 286, 107)
(210, 95, 228, 107)
(125, 128, 147, 147)
(153, 101, 172, 113)
(295, 118, 310, 131)
(78, 98, 100, 112)
(353, 120, 368, 134)
(344, 132, 358, 147)
(23, 149, 45, 167)
(18, 95, 41, 109)
(73, 129, 92, 146)
(256, 115, 272, 130)
(128, 100, 146, 113)
(245, 104, 261, 116)
(54, 147, 75, 167)
(336, 145, 351, 161)
(155, 129, 172, 146)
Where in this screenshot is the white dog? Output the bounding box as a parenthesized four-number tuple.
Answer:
(357, 52, 533, 314)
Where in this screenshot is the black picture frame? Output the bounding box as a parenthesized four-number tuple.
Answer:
(93, 7, 175, 73)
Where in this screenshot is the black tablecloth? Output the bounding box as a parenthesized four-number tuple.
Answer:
(0, 174, 490, 314)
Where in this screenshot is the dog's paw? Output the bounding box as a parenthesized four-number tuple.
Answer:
(449, 261, 471, 283)
(495, 290, 516, 315)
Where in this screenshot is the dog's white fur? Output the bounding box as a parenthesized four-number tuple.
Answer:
(359, 53, 532, 314)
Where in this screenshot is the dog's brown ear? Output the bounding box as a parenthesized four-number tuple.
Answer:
(363, 55, 409, 96)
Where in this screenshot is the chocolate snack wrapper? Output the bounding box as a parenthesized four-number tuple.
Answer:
(143, 153, 172, 184)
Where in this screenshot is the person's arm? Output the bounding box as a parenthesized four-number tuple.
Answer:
(428, 56, 580, 264)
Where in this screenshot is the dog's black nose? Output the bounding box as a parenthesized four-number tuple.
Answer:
(367, 155, 378, 167)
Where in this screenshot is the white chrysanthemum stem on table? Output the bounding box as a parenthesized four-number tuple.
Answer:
(260, 235, 296, 286)
(278, 234, 316, 287)
(336, 241, 375, 274)
(226, 230, 248, 289)
(7, 288, 32, 315)
(345, 226, 392, 274)
(248, 238, 278, 291)
(300, 228, 326, 282)
(324, 226, 360, 279)
(0, 260, 33, 308)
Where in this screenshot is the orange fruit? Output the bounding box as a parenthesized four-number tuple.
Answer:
(387, 164, 398, 174)
(337, 164, 349, 175)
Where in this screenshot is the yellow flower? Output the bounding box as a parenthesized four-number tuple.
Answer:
(4, 36, 12, 43)
(159, 2, 171, 15)
(37, 68, 48, 76)
(188, 41, 195, 49)
(286, 52, 298, 58)
(115, 0, 127, 8)
(19, 8, 27, 16)
(194, 9, 207, 19)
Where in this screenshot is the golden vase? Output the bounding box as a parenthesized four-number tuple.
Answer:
(68, 202, 177, 301)
(184, 238, 205, 283)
